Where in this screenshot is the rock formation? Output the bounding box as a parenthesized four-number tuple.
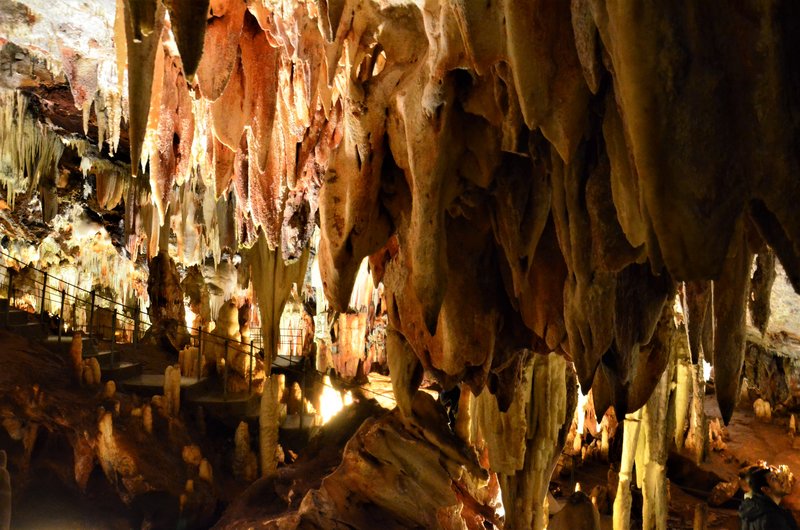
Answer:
(3, 0, 800, 527)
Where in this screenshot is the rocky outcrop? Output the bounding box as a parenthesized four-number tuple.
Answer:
(743, 332, 800, 409)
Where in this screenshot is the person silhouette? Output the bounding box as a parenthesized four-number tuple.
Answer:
(739, 466, 798, 530)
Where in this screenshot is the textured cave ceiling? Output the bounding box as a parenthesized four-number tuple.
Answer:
(0, 0, 799, 477)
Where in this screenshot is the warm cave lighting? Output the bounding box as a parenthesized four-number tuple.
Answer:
(703, 359, 713, 382)
(493, 484, 506, 521)
(184, 301, 197, 330)
(575, 385, 589, 435)
(319, 375, 352, 424)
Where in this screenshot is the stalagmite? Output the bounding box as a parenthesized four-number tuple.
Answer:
(142, 404, 153, 434)
(182, 445, 202, 467)
(634, 369, 671, 530)
(259, 374, 285, 478)
(102, 381, 116, 400)
(484, 352, 575, 530)
(81, 358, 102, 387)
(549, 491, 601, 530)
(693, 503, 708, 530)
(70, 332, 83, 383)
(386, 330, 421, 419)
(179, 346, 202, 378)
(96, 411, 117, 480)
(613, 409, 642, 530)
(7, 0, 800, 526)
(163, 365, 181, 416)
(233, 421, 257, 482)
(790, 414, 796, 435)
(199, 458, 213, 483)
(673, 324, 692, 449)
(753, 398, 772, 422)
(687, 348, 709, 466)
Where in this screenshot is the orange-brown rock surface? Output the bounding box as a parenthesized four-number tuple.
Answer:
(4, 0, 800, 526)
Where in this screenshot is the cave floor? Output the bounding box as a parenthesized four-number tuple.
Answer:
(3, 327, 800, 529)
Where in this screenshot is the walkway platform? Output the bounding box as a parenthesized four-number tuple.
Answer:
(119, 374, 211, 398)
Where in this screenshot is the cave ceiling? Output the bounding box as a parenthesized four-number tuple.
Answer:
(1, 0, 799, 424)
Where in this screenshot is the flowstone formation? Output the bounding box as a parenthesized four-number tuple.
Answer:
(2, 0, 800, 528)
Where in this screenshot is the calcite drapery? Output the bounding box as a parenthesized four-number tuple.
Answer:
(5, 0, 796, 429)
(3, 1, 800, 525)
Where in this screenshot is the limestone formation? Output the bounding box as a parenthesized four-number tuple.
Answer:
(753, 398, 772, 422)
(233, 421, 258, 482)
(693, 503, 708, 530)
(179, 346, 202, 379)
(142, 404, 153, 434)
(3, 0, 800, 528)
(549, 492, 601, 530)
(69, 331, 83, 383)
(613, 409, 642, 530)
(199, 458, 213, 484)
(81, 358, 102, 387)
(102, 380, 116, 400)
(182, 445, 202, 467)
(259, 374, 285, 478)
(164, 365, 181, 416)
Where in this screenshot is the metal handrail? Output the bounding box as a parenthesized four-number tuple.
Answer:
(0, 248, 268, 354)
(0, 249, 397, 407)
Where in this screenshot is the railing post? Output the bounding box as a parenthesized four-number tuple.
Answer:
(88, 289, 96, 337)
(110, 309, 116, 366)
(40, 271, 48, 321)
(133, 303, 140, 352)
(196, 328, 202, 381)
(300, 367, 306, 432)
(5, 270, 13, 327)
(58, 289, 65, 343)
(223, 339, 229, 399)
(248, 340, 254, 394)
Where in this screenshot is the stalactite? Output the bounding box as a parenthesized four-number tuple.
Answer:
(248, 231, 309, 366)
(120, 0, 165, 175)
(164, 0, 209, 79)
(712, 219, 753, 424)
(749, 249, 776, 335)
(0, 89, 64, 209)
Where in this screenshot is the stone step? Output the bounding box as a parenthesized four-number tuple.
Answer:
(42, 334, 98, 355)
(120, 374, 211, 398)
(185, 390, 260, 422)
(84, 349, 113, 366)
(6, 321, 47, 340)
(2, 307, 36, 326)
(101, 361, 143, 383)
